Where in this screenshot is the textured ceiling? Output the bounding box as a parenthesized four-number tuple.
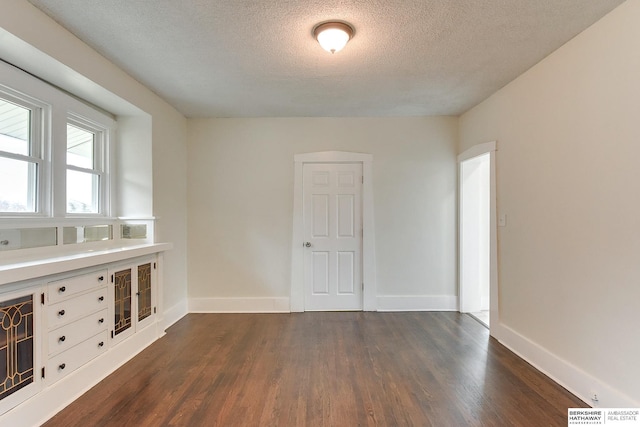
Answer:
(27, 0, 624, 118)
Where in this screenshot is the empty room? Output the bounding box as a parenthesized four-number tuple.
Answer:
(0, 0, 638, 426)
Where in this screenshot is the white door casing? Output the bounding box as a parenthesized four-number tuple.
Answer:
(303, 163, 362, 311)
(291, 151, 376, 312)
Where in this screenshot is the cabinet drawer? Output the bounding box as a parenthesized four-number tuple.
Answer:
(47, 287, 108, 329)
(47, 330, 109, 384)
(48, 309, 108, 356)
(48, 269, 108, 303)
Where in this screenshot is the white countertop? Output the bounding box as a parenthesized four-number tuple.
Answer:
(0, 242, 172, 286)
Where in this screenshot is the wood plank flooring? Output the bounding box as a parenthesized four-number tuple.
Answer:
(43, 312, 585, 426)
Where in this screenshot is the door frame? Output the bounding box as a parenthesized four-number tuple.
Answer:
(458, 141, 498, 331)
(291, 151, 376, 312)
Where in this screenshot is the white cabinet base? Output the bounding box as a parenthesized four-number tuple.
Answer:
(1, 322, 163, 427)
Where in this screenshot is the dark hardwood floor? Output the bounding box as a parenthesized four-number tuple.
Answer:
(43, 312, 585, 426)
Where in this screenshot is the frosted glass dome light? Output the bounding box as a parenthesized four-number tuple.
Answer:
(313, 22, 354, 54)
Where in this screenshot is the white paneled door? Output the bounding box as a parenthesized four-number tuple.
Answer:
(303, 163, 363, 310)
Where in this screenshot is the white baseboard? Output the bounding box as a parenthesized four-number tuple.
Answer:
(494, 323, 640, 408)
(163, 299, 188, 330)
(1, 322, 162, 427)
(188, 297, 290, 313)
(189, 296, 458, 313)
(376, 295, 458, 311)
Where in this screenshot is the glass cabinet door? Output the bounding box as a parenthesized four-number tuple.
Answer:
(110, 258, 155, 344)
(0, 295, 34, 400)
(136, 262, 154, 329)
(0, 289, 41, 415)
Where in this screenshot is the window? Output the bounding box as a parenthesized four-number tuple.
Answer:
(0, 61, 114, 220)
(0, 92, 44, 214)
(66, 118, 106, 214)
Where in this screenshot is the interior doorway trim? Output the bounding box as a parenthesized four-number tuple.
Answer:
(458, 141, 499, 334)
(291, 151, 376, 312)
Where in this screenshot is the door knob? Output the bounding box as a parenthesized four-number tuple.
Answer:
(305, 242, 311, 247)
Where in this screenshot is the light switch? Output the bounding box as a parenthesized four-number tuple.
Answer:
(498, 214, 507, 227)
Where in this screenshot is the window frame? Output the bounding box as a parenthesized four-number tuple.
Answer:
(0, 85, 50, 218)
(65, 113, 111, 217)
(0, 60, 115, 221)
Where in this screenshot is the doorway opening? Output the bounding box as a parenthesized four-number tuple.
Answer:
(458, 142, 497, 330)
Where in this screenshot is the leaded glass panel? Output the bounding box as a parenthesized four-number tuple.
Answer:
(0, 295, 34, 401)
(113, 269, 132, 336)
(137, 263, 152, 322)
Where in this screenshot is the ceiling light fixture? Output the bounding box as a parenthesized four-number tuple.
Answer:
(313, 21, 355, 54)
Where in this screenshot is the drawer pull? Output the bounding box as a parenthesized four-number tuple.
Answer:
(59, 363, 66, 370)
(98, 341, 104, 347)
(98, 275, 104, 282)
(59, 286, 66, 293)
(59, 336, 66, 342)
(98, 318, 104, 324)
(58, 310, 65, 316)
(98, 296, 105, 302)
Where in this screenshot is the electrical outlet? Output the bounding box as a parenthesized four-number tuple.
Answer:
(590, 391, 599, 404)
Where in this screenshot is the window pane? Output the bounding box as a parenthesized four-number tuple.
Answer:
(0, 157, 37, 212)
(67, 169, 99, 213)
(67, 124, 94, 169)
(63, 225, 112, 244)
(0, 227, 57, 251)
(0, 98, 30, 156)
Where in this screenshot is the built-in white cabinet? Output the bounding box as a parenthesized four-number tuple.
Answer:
(0, 249, 165, 423)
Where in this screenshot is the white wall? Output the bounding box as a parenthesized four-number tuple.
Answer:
(0, 0, 189, 324)
(459, 0, 639, 406)
(187, 117, 458, 310)
(116, 115, 153, 218)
